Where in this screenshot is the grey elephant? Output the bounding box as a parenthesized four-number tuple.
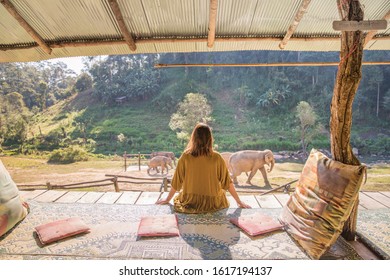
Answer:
(229, 149, 275, 186)
(151, 151, 176, 166)
(147, 156, 173, 175)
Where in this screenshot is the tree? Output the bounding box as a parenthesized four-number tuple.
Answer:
(330, 0, 364, 240)
(74, 72, 93, 92)
(169, 93, 213, 143)
(296, 101, 317, 156)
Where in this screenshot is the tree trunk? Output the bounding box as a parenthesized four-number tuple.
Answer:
(330, 0, 364, 241)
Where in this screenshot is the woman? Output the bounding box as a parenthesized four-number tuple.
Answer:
(156, 123, 251, 213)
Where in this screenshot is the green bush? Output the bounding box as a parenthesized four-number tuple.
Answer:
(48, 145, 89, 164)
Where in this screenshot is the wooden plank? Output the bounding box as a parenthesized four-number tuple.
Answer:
(96, 192, 122, 204)
(33, 190, 66, 202)
(115, 191, 141, 204)
(135, 192, 161, 204)
(76, 192, 104, 204)
(19, 189, 47, 200)
(363, 192, 390, 208)
(56, 191, 87, 203)
(256, 194, 283, 208)
(379, 191, 390, 198)
(273, 193, 291, 207)
(239, 195, 260, 208)
(227, 194, 260, 208)
(358, 192, 387, 209)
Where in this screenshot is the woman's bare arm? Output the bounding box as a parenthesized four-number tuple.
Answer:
(228, 183, 251, 208)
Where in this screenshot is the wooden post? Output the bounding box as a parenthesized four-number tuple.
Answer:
(163, 177, 168, 192)
(112, 177, 120, 192)
(124, 151, 127, 171)
(138, 152, 141, 171)
(331, 0, 364, 241)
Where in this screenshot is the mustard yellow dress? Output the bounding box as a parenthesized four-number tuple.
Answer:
(171, 151, 232, 213)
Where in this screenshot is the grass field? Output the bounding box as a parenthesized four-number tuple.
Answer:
(2, 156, 389, 192)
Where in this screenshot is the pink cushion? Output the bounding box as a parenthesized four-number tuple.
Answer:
(230, 213, 284, 236)
(34, 217, 90, 245)
(137, 214, 179, 237)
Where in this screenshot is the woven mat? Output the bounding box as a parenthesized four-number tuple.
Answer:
(357, 209, 390, 260)
(0, 201, 360, 260)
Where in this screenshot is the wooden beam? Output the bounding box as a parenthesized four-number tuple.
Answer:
(107, 0, 136, 52)
(279, 0, 312, 49)
(2, 35, 390, 52)
(333, 20, 387, 31)
(0, 0, 52, 54)
(154, 61, 390, 68)
(364, 9, 390, 47)
(207, 0, 218, 48)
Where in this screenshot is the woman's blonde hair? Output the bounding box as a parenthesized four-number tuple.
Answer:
(184, 123, 214, 157)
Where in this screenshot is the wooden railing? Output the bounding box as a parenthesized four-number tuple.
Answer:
(123, 152, 151, 171)
(17, 175, 171, 192)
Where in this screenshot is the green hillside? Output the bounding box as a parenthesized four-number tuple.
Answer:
(1, 50, 390, 160)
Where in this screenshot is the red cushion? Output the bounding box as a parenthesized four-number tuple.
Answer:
(230, 213, 284, 236)
(35, 217, 90, 245)
(137, 214, 179, 237)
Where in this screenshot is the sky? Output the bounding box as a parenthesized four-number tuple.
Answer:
(47, 56, 85, 75)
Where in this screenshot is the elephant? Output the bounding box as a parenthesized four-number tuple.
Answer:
(229, 149, 275, 186)
(151, 151, 176, 166)
(147, 156, 173, 175)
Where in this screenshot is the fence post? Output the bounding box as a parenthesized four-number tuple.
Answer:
(163, 177, 168, 192)
(112, 177, 120, 192)
(124, 151, 127, 171)
(138, 152, 141, 171)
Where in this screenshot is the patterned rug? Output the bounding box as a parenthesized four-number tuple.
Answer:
(0, 201, 360, 260)
(357, 209, 390, 260)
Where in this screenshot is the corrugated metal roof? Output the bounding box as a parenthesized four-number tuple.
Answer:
(0, 0, 389, 63)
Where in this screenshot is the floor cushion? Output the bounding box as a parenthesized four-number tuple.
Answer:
(280, 149, 366, 259)
(0, 159, 29, 237)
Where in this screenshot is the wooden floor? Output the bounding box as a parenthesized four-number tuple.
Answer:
(19, 189, 390, 209)
(18, 189, 389, 260)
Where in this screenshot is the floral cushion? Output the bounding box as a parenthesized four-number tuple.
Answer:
(0, 160, 29, 237)
(137, 214, 179, 237)
(34, 217, 90, 245)
(230, 213, 284, 236)
(280, 149, 366, 259)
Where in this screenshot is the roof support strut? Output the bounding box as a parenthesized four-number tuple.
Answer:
(0, 0, 52, 54)
(107, 0, 136, 52)
(279, 0, 312, 50)
(364, 9, 390, 47)
(207, 0, 218, 48)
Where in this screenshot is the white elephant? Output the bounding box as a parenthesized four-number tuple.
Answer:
(147, 156, 173, 175)
(229, 149, 275, 186)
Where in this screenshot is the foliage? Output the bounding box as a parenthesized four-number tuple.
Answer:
(0, 50, 389, 157)
(74, 73, 93, 92)
(169, 93, 213, 142)
(89, 55, 161, 104)
(48, 145, 89, 164)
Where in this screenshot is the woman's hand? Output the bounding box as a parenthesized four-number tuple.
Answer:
(155, 198, 170, 205)
(237, 200, 251, 208)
